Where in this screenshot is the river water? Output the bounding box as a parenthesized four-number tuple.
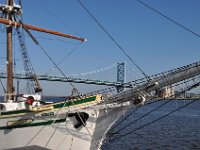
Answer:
(102, 100, 200, 150)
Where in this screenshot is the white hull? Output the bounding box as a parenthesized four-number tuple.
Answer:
(0, 106, 128, 150)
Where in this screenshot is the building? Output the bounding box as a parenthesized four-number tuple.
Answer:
(156, 86, 174, 98)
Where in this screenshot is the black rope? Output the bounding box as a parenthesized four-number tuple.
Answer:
(76, 0, 150, 82)
(108, 79, 200, 137)
(35, 0, 81, 36)
(109, 107, 138, 132)
(136, 0, 200, 39)
(46, 43, 82, 75)
(108, 99, 172, 137)
(107, 75, 200, 132)
(107, 80, 200, 142)
(16, 17, 76, 88)
(109, 95, 163, 132)
(109, 98, 198, 143)
(31, 34, 75, 88)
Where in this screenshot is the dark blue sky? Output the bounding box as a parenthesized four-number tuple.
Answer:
(0, 0, 199, 95)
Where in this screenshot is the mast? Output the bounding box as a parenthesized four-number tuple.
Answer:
(0, 0, 86, 101)
(6, 0, 14, 101)
(0, 0, 22, 101)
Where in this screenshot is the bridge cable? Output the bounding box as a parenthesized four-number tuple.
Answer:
(76, 0, 150, 82)
(136, 0, 200, 39)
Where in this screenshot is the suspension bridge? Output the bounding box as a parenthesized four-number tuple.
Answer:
(0, 62, 136, 91)
(0, 72, 132, 88)
(1, 60, 199, 93)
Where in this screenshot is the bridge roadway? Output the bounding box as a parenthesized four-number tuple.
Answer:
(0, 73, 133, 88)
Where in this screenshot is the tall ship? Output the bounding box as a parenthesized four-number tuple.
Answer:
(0, 0, 200, 149)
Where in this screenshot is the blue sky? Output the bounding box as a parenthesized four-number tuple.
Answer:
(0, 0, 200, 96)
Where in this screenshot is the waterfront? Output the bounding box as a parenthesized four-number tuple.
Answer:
(102, 100, 200, 150)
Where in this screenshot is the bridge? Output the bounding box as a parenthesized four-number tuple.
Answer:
(0, 72, 132, 88)
(0, 62, 134, 90)
(1, 61, 199, 94)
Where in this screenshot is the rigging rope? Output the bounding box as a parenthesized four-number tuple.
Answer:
(44, 123, 61, 148)
(109, 99, 172, 137)
(26, 97, 72, 147)
(0, 78, 6, 93)
(17, 18, 75, 89)
(108, 74, 200, 132)
(55, 136, 68, 150)
(136, 0, 200, 39)
(46, 42, 82, 75)
(26, 97, 73, 147)
(107, 80, 200, 143)
(76, 0, 150, 82)
(106, 74, 200, 135)
(14, 14, 93, 146)
(108, 98, 198, 143)
(34, 0, 85, 76)
(108, 97, 163, 132)
(35, 0, 81, 37)
(26, 126, 46, 146)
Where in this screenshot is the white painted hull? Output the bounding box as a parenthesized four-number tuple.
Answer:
(0, 106, 128, 150)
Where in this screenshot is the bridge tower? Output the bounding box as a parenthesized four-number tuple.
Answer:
(117, 62, 126, 92)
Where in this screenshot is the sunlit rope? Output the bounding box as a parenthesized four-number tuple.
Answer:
(70, 100, 92, 136)
(45, 95, 94, 148)
(25, 126, 46, 146)
(55, 136, 68, 150)
(44, 98, 87, 148)
(44, 122, 61, 148)
(44, 94, 91, 148)
(26, 98, 72, 147)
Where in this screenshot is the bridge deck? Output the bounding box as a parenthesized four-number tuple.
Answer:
(0, 73, 132, 88)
